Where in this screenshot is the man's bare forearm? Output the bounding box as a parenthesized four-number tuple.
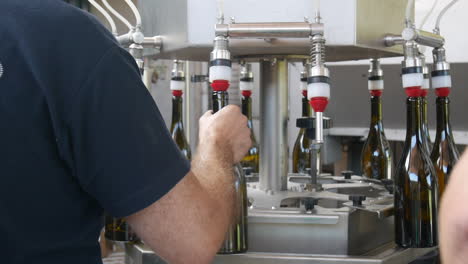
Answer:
(127, 154, 235, 264)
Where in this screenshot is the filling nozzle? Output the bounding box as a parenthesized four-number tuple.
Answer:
(209, 36, 232, 92)
(431, 46, 452, 97)
(420, 54, 430, 96)
(401, 41, 423, 97)
(307, 33, 330, 144)
(368, 59, 384, 97)
(300, 60, 309, 98)
(239, 62, 253, 97)
(170, 60, 186, 96)
(129, 43, 144, 75)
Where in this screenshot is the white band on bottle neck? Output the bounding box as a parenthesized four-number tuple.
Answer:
(402, 73, 423, 89)
(307, 82, 330, 100)
(300, 81, 307, 91)
(209, 65, 232, 82)
(368, 80, 384, 91)
(240, 81, 254, 91)
(431, 75, 452, 89)
(170, 80, 185, 91)
(422, 78, 430, 90)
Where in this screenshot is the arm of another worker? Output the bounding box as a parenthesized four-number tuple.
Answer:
(127, 106, 251, 263)
(439, 149, 468, 264)
(69, 45, 251, 264)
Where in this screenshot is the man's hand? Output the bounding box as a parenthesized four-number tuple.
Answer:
(198, 105, 252, 165)
(440, 150, 468, 264)
(126, 105, 252, 264)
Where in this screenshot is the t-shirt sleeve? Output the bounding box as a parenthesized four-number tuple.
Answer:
(68, 46, 191, 218)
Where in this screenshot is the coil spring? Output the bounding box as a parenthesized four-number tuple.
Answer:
(310, 34, 326, 67)
(0, 62, 3, 79)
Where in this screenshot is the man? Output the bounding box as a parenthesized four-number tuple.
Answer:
(0, 1, 251, 263)
(440, 149, 468, 264)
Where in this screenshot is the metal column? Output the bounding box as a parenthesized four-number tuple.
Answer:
(259, 59, 289, 192)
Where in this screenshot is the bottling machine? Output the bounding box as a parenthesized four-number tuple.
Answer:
(87, 0, 456, 263)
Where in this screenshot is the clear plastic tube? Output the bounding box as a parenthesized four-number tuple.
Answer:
(406, 0, 415, 25)
(124, 0, 142, 28)
(88, 0, 117, 35)
(101, 0, 133, 31)
(419, 0, 439, 30)
(216, 0, 224, 24)
(435, 0, 460, 33)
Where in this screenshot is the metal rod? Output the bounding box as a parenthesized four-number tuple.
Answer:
(315, 112, 324, 144)
(216, 22, 323, 39)
(383, 34, 405, 47)
(259, 59, 289, 192)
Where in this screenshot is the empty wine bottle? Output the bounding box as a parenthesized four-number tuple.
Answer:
(394, 42, 439, 248)
(170, 61, 192, 160)
(209, 36, 247, 254)
(293, 65, 312, 174)
(430, 47, 460, 196)
(239, 63, 259, 175)
(421, 55, 433, 154)
(361, 59, 393, 180)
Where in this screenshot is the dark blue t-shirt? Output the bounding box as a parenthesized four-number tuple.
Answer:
(0, 1, 190, 263)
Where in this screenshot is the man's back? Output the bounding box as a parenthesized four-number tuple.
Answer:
(0, 1, 116, 263)
(0, 1, 191, 263)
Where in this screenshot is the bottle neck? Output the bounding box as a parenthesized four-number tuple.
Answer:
(370, 95, 383, 127)
(212, 91, 229, 113)
(421, 96, 429, 127)
(405, 97, 424, 141)
(171, 95, 183, 124)
(242, 95, 253, 120)
(436, 97, 452, 135)
(302, 96, 310, 117)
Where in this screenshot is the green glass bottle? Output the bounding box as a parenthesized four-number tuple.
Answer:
(239, 64, 259, 174)
(361, 59, 393, 180)
(421, 63, 433, 154)
(395, 51, 439, 248)
(170, 61, 191, 160)
(209, 37, 247, 254)
(430, 96, 459, 196)
(292, 68, 312, 173)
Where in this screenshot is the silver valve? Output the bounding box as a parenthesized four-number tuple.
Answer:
(240, 62, 254, 96)
(129, 43, 144, 74)
(307, 28, 330, 144)
(240, 62, 253, 82)
(401, 41, 424, 97)
(368, 59, 384, 96)
(171, 60, 186, 81)
(431, 46, 452, 96)
(209, 36, 232, 91)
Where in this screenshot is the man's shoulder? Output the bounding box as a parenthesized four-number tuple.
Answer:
(4, 0, 117, 51)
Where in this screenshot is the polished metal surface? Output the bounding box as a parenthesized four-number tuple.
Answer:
(433, 47, 451, 71)
(210, 36, 231, 61)
(402, 28, 445, 48)
(215, 22, 323, 39)
(139, 0, 407, 61)
(369, 58, 383, 78)
(213, 246, 435, 264)
(171, 60, 185, 79)
(315, 112, 324, 144)
(246, 176, 395, 255)
(240, 63, 253, 80)
(402, 41, 422, 68)
(259, 59, 289, 192)
(383, 34, 405, 47)
(125, 175, 435, 264)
